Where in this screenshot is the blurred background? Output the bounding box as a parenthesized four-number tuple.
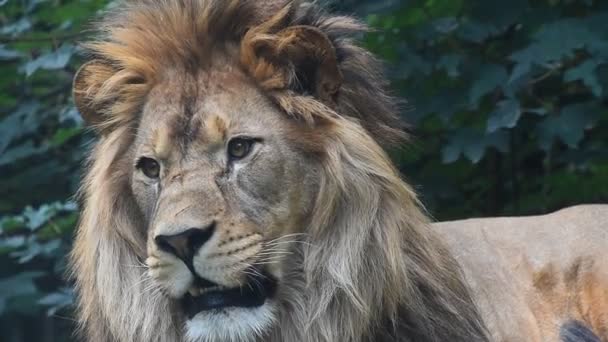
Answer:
(1, 0, 607, 340)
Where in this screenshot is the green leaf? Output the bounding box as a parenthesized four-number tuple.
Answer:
(0, 217, 25, 233)
(0, 45, 23, 60)
(469, 64, 508, 108)
(510, 18, 603, 82)
(51, 127, 82, 146)
(0, 18, 32, 36)
(22, 44, 76, 76)
(21, 202, 77, 231)
(564, 60, 603, 97)
(0, 101, 41, 154)
(38, 289, 73, 316)
(37, 211, 78, 240)
(487, 99, 521, 132)
(11, 239, 61, 263)
(0, 235, 26, 253)
(442, 129, 509, 163)
(537, 102, 601, 150)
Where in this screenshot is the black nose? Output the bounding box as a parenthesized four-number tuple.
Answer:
(154, 223, 215, 265)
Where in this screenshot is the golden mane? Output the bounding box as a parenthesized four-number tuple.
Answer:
(70, 1, 490, 341)
(76, 0, 404, 146)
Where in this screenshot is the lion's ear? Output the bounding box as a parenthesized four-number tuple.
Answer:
(273, 26, 343, 102)
(242, 25, 343, 104)
(72, 60, 115, 127)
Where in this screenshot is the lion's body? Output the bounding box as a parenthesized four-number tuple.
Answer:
(436, 204, 608, 342)
(68, 1, 606, 341)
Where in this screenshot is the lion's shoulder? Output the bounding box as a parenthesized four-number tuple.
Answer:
(433, 205, 608, 341)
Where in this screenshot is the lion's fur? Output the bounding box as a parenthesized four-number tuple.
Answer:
(70, 1, 489, 341)
(435, 205, 608, 342)
(76, 0, 404, 146)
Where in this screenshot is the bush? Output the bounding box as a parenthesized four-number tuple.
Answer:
(350, 0, 608, 218)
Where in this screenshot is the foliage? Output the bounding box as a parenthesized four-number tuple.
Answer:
(0, 0, 606, 340)
(0, 0, 105, 339)
(340, 0, 608, 218)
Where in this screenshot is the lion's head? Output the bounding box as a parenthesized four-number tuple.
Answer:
(70, 1, 488, 341)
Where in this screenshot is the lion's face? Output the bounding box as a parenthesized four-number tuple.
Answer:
(132, 68, 319, 340)
(71, 2, 492, 342)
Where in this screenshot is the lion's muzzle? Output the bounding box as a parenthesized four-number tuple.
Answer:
(151, 222, 276, 316)
(154, 223, 216, 273)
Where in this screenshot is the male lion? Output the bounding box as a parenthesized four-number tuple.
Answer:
(69, 0, 608, 341)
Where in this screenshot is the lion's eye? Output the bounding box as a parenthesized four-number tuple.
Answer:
(136, 157, 160, 179)
(227, 138, 254, 160)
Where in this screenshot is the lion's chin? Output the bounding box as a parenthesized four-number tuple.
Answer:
(179, 271, 278, 341)
(184, 303, 277, 342)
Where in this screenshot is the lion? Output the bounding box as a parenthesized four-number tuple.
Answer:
(69, 1, 608, 341)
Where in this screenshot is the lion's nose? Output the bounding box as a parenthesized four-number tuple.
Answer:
(154, 223, 215, 264)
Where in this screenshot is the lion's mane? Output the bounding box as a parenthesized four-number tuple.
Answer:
(70, 1, 489, 341)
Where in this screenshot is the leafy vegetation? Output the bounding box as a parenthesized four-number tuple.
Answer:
(347, 0, 608, 218)
(1, 0, 606, 340)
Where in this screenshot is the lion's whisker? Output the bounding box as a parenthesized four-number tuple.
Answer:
(122, 264, 150, 269)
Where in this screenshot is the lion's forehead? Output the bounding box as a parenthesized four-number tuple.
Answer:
(137, 70, 282, 157)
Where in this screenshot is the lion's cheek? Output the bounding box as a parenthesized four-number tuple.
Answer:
(146, 255, 193, 298)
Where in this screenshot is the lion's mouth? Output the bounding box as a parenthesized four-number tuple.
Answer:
(180, 272, 277, 318)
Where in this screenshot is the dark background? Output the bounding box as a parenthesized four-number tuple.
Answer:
(1, 0, 607, 340)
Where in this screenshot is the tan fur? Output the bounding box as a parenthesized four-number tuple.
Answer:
(436, 205, 608, 341)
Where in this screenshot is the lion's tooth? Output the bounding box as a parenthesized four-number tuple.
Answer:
(199, 286, 222, 295)
(187, 285, 228, 297)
